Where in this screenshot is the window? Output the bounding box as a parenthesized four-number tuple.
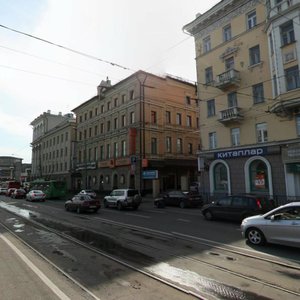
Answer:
(209, 132, 217, 149)
(121, 114, 126, 127)
(249, 45, 260, 65)
(196, 117, 200, 129)
(296, 116, 300, 136)
(89, 127, 92, 137)
(186, 96, 191, 105)
(176, 138, 183, 154)
(247, 11, 257, 29)
(122, 94, 126, 103)
(100, 145, 104, 160)
(89, 110, 93, 118)
(214, 163, 228, 191)
(107, 120, 111, 132)
(225, 56, 234, 70)
(231, 128, 240, 146)
(187, 115, 192, 127)
(166, 111, 171, 124)
(223, 25, 231, 42)
(101, 105, 104, 113)
(228, 92, 237, 107)
(95, 108, 98, 116)
(166, 137, 172, 153)
(129, 90, 134, 100)
(203, 36, 211, 53)
(176, 113, 182, 125)
(151, 111, 157, 124)
(100, 123, 104, 134)
(253, 83, 264, 104)
(65, 132, 68, 141)
(114, 142, 118, 158)
(205, 67, 213, 84)
(114, 117, 118, 129)
(151, 138, 157, 154)
(106, 144, 111, 159)
(285, 66, 300, 91)
(188, 143, 193, 154)
(130, 111, 135, 124)
(256, 123, 268, 143)
(121, 140, 126, 157)
(249, 160, 269, 192)
(114, 98, 118, 107)
(107, 102, 111, 111)
(94, 125, 98, 136)
(281, 21, 295, 46)
(273, 75, 278, 97)
(269, 33, 274, 55)
(94, 147, 98, 160)
(207, 99, 215, 117)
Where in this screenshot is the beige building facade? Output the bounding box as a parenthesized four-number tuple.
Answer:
(72, 70, 199, 195)
(184, 0, 300, 203)
(30, 111, 76, 190)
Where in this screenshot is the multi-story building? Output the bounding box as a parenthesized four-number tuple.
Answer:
(30, 111, 76, 189)
(0, 156, 22, 181)
(72, 70, 199, 196)
(183, 0, 300, 202)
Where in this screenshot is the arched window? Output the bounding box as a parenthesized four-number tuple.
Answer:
(214, 163, 228, 192)
(249, 160, 269, 192)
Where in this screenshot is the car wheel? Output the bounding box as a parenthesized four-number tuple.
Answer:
(76, 206, 81, 214)
(104, 200, 108, 208)
(179, 201, 186, 209)
(246, 228, 266, 246)
(117, 201, 123, 211)
(204, 210, 214, 220)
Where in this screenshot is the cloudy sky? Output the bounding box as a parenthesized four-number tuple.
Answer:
(0, 0, 219, 163)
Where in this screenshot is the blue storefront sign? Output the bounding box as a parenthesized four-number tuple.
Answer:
(215, 147, 267, 159)
(142, 170, 158, 179)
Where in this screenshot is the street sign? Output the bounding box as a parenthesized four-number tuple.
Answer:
(142, 170, 158, 179)
(130, 155, 137, 164)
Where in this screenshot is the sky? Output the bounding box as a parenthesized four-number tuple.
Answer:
(0, 0, 219, 163)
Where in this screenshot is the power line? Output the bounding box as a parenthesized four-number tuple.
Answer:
(0, 23, 134, 71)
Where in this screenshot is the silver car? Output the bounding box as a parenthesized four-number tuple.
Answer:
(241, 202, 300, 247)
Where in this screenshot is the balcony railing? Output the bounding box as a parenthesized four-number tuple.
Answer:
(215, 69, 240, 90)
(218, 106, 243, 124)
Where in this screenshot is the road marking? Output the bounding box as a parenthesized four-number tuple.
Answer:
(0, 233, 71, 300)
(125, 213, 150, 219)
(176, 218, 191, 223)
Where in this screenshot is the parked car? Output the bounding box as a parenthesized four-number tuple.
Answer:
(6, 188, 16, 197)
(241, 202, 300, 247)
(11, 188, 26, 199)
(104, 189, 142, 210)
(78, 189, 97, 199)
(154, 190, 203, 208)
(65, 194, 101, 213)
(202, 194, 274, 221)
(26, 190, 46, 202)
(0, 187, 8, 195)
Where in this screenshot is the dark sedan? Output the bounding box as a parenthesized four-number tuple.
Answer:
(154, 190, 202, 208)
(65, 194, 101, 213)
(11, 188, 27, 199)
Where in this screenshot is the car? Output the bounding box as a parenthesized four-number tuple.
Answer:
(11, 188, 27, 199)
(154, 190, 203, 209)
(0, 187, 8, 195)
(104, 189, 142, 210)
(6, 188, 16, 197)
(201, 194, 274, 221)
(78, 189, 97, 199)
(241, 202, 300, 248)
(65, 194, 101, 213)
(26, 190, 46, 202)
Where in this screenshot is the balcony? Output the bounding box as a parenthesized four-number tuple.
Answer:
(214, 69, 240, 90)
(269, 98, 300, 117)
(218, 106, 243, 125)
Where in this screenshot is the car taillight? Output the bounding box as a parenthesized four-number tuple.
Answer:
(256, 199, 262, 209)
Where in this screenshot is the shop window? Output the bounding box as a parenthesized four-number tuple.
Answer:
(249, 160, 269, 192)
(214, 163, 228, 192)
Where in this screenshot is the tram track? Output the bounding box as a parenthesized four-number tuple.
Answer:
(1, 200, 300, 299)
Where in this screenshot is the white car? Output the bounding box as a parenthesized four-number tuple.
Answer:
(241, 202, 300, 248)
(79, 189, 97, 198)
(104, 189, 142, 210)
(26, 190, 46, 202)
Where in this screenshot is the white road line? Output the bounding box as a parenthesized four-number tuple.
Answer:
(125, 213, 150, 219)
(0, 233, 71, 300)
(176, 218, 191, 223)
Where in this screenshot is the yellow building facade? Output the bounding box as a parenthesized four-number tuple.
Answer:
(184, 0, 300, 203)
